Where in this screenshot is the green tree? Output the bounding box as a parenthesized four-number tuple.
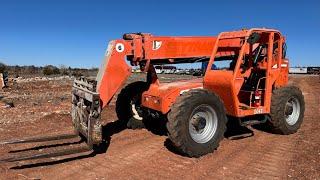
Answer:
(43, 65, 60, 75)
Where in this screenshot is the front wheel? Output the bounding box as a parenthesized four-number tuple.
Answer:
(269, 86, 305, 134)
(116, 81, 149, 129)
(167, 90, 227, 157)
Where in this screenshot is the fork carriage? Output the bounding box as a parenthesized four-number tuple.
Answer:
(72, 77, 102, 147)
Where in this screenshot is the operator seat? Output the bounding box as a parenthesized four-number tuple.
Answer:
(241, 44, 266, 91)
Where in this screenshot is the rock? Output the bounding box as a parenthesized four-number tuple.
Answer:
(3, 102, 14, 108)
(1, 98, 14, 108)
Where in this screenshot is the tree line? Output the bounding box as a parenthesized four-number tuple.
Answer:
(0, 62, 98, 77)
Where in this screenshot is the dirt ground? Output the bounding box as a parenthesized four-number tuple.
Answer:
(0, 74, 319, 179)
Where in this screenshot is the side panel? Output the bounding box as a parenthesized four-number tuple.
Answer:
(204, 70, 239, 116)
(142, 79, 203, 114)
(145, 36, 216, 60)
(274, 59, 289, 88)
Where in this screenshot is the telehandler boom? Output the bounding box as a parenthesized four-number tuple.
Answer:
(0, 28, 304, 161)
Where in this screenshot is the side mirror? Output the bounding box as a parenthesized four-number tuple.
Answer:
(247, 32, 260, 44)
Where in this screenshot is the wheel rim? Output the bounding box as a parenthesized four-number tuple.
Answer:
(131, 104, 143, 120)
(285, 97, 301, 126)
(188, 104, 218, 144)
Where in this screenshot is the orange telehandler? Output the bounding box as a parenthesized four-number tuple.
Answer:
(0, 28, 305, 161)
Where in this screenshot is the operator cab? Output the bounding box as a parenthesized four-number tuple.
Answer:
(204, 29, 286, 117)
(238, 32, 284, 110)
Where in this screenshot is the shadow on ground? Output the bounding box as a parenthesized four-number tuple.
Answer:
(8, 117, 168, 169)
(8, 120, 127, 169)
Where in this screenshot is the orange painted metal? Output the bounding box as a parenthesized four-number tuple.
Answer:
(96, 40, 133, 107)
(144, 36, 217, 60)
(142, 78, 203, 114)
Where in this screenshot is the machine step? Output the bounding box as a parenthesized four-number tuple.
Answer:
(240, 120, 264, 126)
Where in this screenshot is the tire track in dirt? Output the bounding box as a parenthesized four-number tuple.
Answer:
(185, 132, 297, 179)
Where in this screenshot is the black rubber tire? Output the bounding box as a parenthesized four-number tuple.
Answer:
(116, 81, 149, 129)
(167, 89, 227, 157)
(269, 86, 305, 134)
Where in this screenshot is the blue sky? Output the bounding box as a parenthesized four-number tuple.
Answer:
(0, 0, 319, 68)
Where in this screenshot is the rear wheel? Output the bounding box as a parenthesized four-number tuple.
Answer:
(269, 86, 305, 134)
(167, 90, 227, 157)
(116, 81, 149, 129)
